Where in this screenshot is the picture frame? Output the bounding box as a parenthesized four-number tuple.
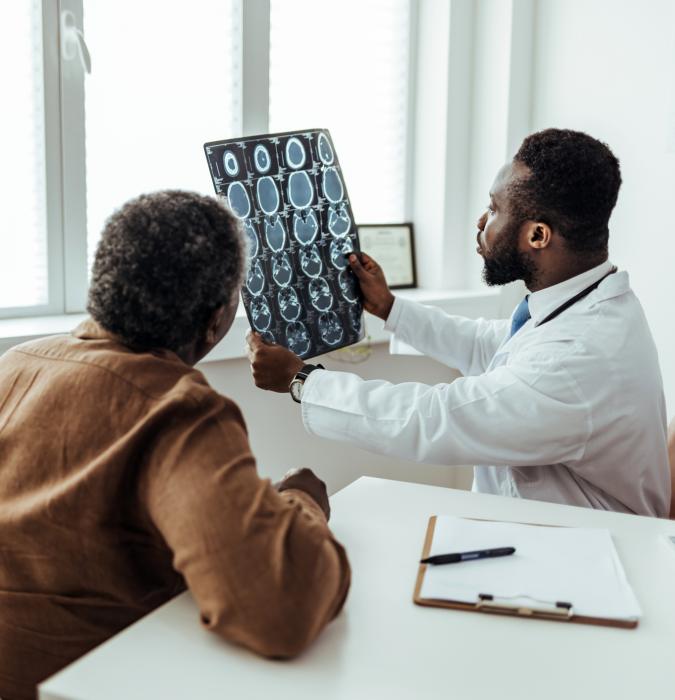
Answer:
(357, 223, 417, 289)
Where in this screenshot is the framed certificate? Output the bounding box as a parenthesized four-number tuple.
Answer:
(357, 223, 417, 289)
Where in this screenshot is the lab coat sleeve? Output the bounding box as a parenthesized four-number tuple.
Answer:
(384, 297, 510, 376)
(301, 343, 592, 467)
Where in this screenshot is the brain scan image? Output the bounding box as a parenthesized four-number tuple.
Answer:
(254, 144, 272, 173)
(308, 277, 333, 312)
(204, 129, 365, 357)
(278, 287, 302, 322)
(243, 221, 259, 259)
(338, 269, 359, 303)
(257, 176, 280, 215)
(299, 244, 323, 278)
(318, 311, 344, 346)
(348, 305, 362, 334)
(287, 171, 314, 209)
(330, 238, 354, 270)
(264, 215, 286, 252)
(327, 203, 351, 237)
(246, 260, 265, 296)
(293, 209, 319, 246)
(223, 150, 239, 177)
(251, 297, 273, 332)
(322, 167, 344, 204)
(286, 321, 311, 356)
(285, 137, 306, 169)
(317, 132, 334, 165)
(271, 251, 293, 287)
(227, 181, 251, 219)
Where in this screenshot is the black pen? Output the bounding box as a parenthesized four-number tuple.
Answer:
(421, 546, 516, 565)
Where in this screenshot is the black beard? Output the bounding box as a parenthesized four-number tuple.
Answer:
(481, 220, 537, 287)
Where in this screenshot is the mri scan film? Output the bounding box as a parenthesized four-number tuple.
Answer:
(204, 129, 364, 358)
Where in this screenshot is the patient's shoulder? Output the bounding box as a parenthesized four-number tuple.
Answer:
(8, 330, 240, 422)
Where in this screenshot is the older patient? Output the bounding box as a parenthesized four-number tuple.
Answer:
(0, 191, 350, 700)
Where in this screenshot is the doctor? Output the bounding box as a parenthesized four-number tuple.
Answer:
(247, 128, 670, 517)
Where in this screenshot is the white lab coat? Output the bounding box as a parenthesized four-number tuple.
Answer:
(301, 261, 671, 517)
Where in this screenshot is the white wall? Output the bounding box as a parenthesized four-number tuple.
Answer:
(465, 0, 514, 289)
(528, 0, 675, 411)
(453, 0, 531, 312)
(200, 345, 473, 496)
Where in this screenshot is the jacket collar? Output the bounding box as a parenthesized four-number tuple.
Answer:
(527, 261, 628, 326)
(72, 318, 118, 341)
(71, 318, 184, 364)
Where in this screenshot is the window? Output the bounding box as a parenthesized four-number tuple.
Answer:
(83, 0, 242, 266)
(1, 1, 49, 313)
(269, 0, 412, 223)
(3, 0, 416, 320)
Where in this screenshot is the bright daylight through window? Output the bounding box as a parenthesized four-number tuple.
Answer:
(83, 0, 242, 266)
(1, 1, 48, 312)
(269, 0, 411, 224)
(2, 0, 413, 320)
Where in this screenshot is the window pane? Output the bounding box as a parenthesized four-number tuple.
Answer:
(83, 0, 242, 264)
(0, 0, 48, 310)
(269, 0, 411, 223)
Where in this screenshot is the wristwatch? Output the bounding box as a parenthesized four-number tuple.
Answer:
(289, 364, 325, 403)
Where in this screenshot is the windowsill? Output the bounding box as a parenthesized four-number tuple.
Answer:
(0, 288, 500, 363)
(0, 313, 90, 357)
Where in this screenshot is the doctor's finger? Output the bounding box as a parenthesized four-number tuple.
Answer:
(246, 330, 264, 350)
(349, 254, 371, 280)
(348, 253, 362, 269)
(359, 252, 381, 272)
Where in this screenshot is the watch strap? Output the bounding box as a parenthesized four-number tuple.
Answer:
(295, 363, 325, 381)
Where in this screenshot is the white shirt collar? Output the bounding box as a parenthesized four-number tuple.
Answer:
(527, 260, 615, 326)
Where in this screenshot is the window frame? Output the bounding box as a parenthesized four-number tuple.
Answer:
(3, 0, 429, 320)
(58, 0, 88, 314)
(0, 0, 65, 319)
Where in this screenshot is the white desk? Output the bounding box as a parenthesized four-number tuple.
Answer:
(40, 477, 675, 700)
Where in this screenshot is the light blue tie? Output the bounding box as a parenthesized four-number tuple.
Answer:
(509, 296, 531, 338)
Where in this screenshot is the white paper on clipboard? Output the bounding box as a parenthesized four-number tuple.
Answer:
(419, 516, 641, 622)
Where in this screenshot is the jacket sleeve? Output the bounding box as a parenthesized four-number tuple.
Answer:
(301, 341, 591, 468)
(139, 392, 350, 659)
(385, 296, 510, 376)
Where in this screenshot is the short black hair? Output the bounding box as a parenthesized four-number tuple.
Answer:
(510, 128, 622, 253)
(88, 190, 244, 352)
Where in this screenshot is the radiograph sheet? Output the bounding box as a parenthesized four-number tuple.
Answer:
(204, 129, 364, 358)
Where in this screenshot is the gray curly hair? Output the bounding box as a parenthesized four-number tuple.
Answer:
(88, 190, 245, 352)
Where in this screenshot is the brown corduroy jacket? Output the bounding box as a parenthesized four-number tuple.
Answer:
(0, 320, 350, 700)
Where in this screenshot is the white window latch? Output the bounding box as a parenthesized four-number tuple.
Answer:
(60, 9, 91, 74)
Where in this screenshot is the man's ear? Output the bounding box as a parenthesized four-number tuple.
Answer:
(526, 222, 553, 250)
(205, 305, 227, 345)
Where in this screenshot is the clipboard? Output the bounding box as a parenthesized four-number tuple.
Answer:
(413, 516, 638, 629)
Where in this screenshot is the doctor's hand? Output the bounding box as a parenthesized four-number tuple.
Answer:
(246, 330, 304, 393)
(348, 253, 395, 321)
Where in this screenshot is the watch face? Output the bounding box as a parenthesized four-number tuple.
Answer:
(290, 378, 303, 402)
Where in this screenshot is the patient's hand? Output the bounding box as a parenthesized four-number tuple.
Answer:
(348, 253, 395, 321)
(276, 467, 331, 520)
(247, 330, 304, 392)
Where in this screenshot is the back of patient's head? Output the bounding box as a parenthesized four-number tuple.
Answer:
(88, 190, 244, 353)
(511, 128, 622, 255)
